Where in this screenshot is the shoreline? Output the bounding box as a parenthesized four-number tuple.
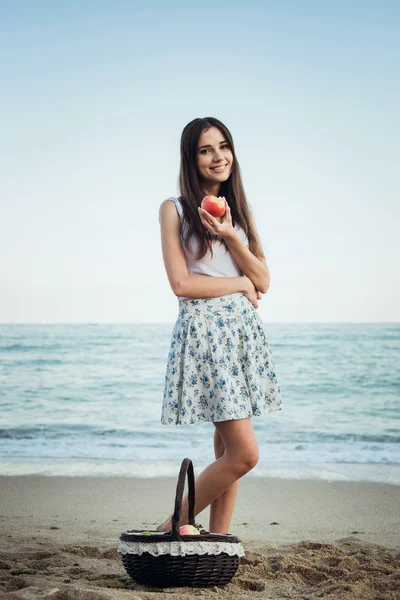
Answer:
(1, 457, 399, 485)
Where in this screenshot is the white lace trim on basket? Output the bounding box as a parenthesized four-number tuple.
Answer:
(118, 540, 245, 557)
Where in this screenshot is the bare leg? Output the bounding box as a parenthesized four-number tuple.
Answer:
(156, 418, 259, 532)
(208, 426, 240, 534)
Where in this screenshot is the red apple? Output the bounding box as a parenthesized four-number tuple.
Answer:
(179, 524, 200, 535)
(201, 195, 226, 218)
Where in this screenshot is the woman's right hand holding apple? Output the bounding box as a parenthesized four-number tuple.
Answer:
(242, 275, 262, 309)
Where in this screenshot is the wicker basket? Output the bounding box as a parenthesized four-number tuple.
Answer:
(118, 457, 245, 588)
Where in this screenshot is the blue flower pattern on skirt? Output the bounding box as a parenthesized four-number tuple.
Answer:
(161, 292, 283, 425)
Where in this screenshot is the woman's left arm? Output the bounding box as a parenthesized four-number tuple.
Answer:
(198, 199, 270, 294)
(223, 231, 270, 294)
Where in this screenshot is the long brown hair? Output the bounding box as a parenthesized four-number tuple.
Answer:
(177, 117, 266, 261)
(179, 117, 265, 260)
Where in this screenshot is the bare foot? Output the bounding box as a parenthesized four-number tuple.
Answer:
(155, 517, 172, 532)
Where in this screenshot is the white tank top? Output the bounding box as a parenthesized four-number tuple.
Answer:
(167, 196, 249, 301)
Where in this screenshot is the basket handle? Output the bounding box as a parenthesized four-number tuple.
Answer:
(171, 458, 196, 533)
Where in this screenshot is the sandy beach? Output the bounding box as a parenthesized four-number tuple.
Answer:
(0, 475, 399, 599)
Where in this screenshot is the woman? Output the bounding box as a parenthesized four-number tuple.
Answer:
(156, 117, 283, 534)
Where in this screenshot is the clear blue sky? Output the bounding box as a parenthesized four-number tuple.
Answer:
(1, 1, 399, 323)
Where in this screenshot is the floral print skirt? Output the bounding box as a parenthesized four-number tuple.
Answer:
(161, 292, 283, 426)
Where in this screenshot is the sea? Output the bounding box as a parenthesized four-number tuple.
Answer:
(0, 323, 399, 484)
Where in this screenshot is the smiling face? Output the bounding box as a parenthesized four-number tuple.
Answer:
(196, 126, 233, 194)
